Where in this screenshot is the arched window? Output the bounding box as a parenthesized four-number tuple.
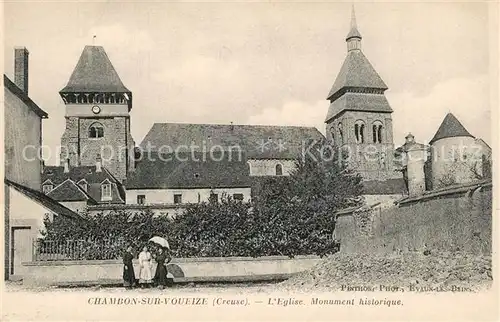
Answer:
(372, 121, 383, 143)
(89, 122, 104, 138)
(275, 163, 283, 176)
(354, 120, 365, 143)
(329, 127, 335, 143)
(338, 123, 343, 144)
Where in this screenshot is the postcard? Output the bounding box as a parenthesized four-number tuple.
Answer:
(1, 1, 498, 321)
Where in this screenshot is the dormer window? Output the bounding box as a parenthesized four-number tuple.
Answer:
(101, 181, 112, 201)
(89, 122, 104, 139)
(42, 184, 53, 194)
(77, 180, 88, 192)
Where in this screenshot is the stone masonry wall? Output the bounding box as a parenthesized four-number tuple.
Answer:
(335, 187, 492, 255)
(60, 116, 132, 181)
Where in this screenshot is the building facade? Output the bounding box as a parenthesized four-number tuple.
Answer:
(4, 47, 82, 280)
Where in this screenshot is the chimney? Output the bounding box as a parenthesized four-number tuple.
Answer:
(14, 47, 29, 94)
(230, 121, 234, 131)
(96, 154, 102, 173)
(64, 158, 70, 173)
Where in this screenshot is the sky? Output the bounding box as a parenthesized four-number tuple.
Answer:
(4, 1, 494, 165)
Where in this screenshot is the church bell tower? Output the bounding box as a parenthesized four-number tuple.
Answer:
(59, 45, 135, 181)
(325, 7, 398, 181)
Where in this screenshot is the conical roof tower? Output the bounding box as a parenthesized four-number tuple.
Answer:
(429, 113, 474, 144)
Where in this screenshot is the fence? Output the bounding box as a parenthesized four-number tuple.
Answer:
(33, 239, 128, 261)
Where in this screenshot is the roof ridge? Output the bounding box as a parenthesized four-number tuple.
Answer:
(155, 122, 320, 129)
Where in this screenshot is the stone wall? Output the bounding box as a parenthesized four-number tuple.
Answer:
(22, 255, 321, 286)
(430, 136, 484, 189)
(335, 183, 492, 255)
(60, 116, 134, 181)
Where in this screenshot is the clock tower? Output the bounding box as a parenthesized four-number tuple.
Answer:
(59, 45, 135, 181)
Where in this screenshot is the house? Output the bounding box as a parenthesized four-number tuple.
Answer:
(41, 157, 126, 213)
(4, 179, 84, 278)
(3, 47, 83, 280)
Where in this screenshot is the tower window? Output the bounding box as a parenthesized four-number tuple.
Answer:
(89, 122, 104, 138)
(338, 123, 344, 144)
(329, 127, 335, 143)
(354, 121, 365, 144)
(275, 163, 283, 176)
(372, 121, 383, 143)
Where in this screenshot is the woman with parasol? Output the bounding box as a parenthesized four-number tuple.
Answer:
(153, 247, 171, 289)
(149, 236, 171, 289)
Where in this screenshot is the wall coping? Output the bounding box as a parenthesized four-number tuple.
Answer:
(397, 180, 492, 206)
(23, 255, 321, 266)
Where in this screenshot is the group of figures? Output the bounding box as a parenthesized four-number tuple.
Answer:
(122, 245, 172, 289)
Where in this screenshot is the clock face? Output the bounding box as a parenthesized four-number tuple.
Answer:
(92, 105, 101, 114)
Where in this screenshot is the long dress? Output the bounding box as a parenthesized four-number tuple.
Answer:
(154, 253, 171, 287)
(122, 251, 135, 288)
(138, 251, 153, 284)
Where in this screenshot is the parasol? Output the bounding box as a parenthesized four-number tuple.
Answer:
(149, 236, 170, 249)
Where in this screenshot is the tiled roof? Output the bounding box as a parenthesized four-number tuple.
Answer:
(4, 75, 48, 118)
(60, 46, 130, 93)
(327, 50, 388, 101)
(362, 178, 407, 195)
(139, 123, 325, 160)
(429, 113, 474, 144)
(42, 165, 125, 204)
(47, 179, 97, 203)
(5, 179, 85, 221)
(325, 92, 392, 122)
(125, 152, 252, 190)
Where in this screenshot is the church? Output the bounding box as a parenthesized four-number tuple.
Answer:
(40, 8, 489, 216)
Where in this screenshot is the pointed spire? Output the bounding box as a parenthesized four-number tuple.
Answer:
(346, 5, 362, 41)
(429, 113, 474, 144)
